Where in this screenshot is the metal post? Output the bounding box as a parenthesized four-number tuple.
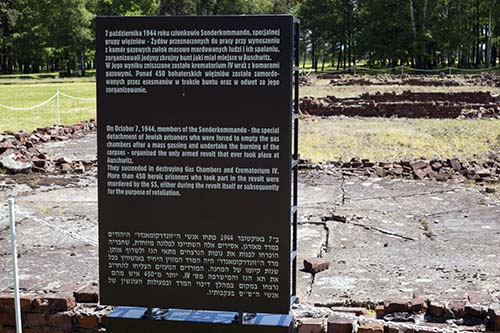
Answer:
(401, 65, 404, 75)
(449, 67, 452, 75)
(292, 19, 300, 299)
(8, 198, 22, 333)
(56, 90, 60, 127)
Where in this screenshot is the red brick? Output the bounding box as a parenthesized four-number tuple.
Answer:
(25, 313, 47, 328)
(358, 321, 384, 333)
(327, 316, 353, 333)
(464, 304, 483, 318)
(428, 301, 445, 317)
(448, 300, 465, 318)
(375, 305, 384, 317)
(76, 315, 99, 329)
(297, 318, 324, 333)
(0, 312, 15, 326)
(0, 294, 33, 311)
(23, 328, 72, 333)
(384, 299, 410, 314)
(1, 326, 17, 333)
(47, 295, 76, 312)
(74, 287, 99, 304)
(488, 306, 500, 331)
(303, 258, 330, 274)
(31, 298, 49, 313)
(47, 312, 73, 329)
(410, 297, 428, 314)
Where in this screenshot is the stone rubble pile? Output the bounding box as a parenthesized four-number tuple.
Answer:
(0, 120, 96, 174)
(293, 293, 500, 332)
(323, 74, 463, 87)
(0, 290, 110, 332)
(299, 92, 500, 119)
(299, 75, 316, 86)
(299, 156, 500, 184)
(313, 73, 500, 88)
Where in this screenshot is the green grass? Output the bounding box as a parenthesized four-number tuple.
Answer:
(0, 70, 96, 81)
(300, 117, 500, 162)
(0, 81, 96, 132)
(299, 77, 500, 162)
(1, 77, 499, 164)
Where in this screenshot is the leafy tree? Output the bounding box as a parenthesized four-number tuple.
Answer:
(0, 0, 18, 73)
(98, 0, 160, 16)
(158, 0, 196, 15)
(12, 0, 50, 73)
(2, 0, 499, 74)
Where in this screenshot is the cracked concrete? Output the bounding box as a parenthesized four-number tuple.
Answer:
(1, 133, 499, 312)
(299, 170, 500, 308)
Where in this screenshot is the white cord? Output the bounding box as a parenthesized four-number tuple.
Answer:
(17, 208, 98, 247)
(0, 93, 57, 111)
(58, 91, 96, 101)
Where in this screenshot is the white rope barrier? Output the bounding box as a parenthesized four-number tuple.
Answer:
(452, 65, 500, 72)
(359, 67, 397, 72)
(58, 91, 97, 101)
(0, 91, 95, 111)
(402, 66, 447, 73)
(0, 91, 96, 126)
(17, 208, 98, 247)
(0, 93, 58, 111)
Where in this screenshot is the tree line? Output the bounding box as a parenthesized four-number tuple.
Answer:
(0, 0, 498, 75)
(0, 0, 292, 75)
(301, 0, 500, 71)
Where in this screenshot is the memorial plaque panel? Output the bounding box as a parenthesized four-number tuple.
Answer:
(97, 15, 293, 314)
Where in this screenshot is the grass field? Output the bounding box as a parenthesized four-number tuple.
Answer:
(300, 79, 500, 162)
(1, 76, 499, 163)
(0, 80, 96, 132)
(300, 116, 500, 162)
(297, 77, 500, 162)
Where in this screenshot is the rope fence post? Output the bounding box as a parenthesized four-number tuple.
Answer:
(56, 90, 60, 127)
(8, 198, 22, 333)
(449, 67, 452, 75)
(401, 65, 404, 75)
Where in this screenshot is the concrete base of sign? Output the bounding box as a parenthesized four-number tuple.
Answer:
(105, 307, 294, 333)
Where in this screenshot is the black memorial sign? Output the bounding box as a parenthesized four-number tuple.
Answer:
(97, 16, 293, 314)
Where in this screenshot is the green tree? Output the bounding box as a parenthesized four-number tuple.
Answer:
(98, 0, 160, 16)
(357, 0, 412, 67)
(46, 0, 94, 75)
(158, 0, 196, 15)
(0, 0, 18, 73)
(12, 0, 50, 73)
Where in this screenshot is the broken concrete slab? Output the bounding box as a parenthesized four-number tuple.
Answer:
(299, 170, 500, 309)
(41, 133, 96, 163)
(0, 155, 32, 174)
(297, 223, 326, 302)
